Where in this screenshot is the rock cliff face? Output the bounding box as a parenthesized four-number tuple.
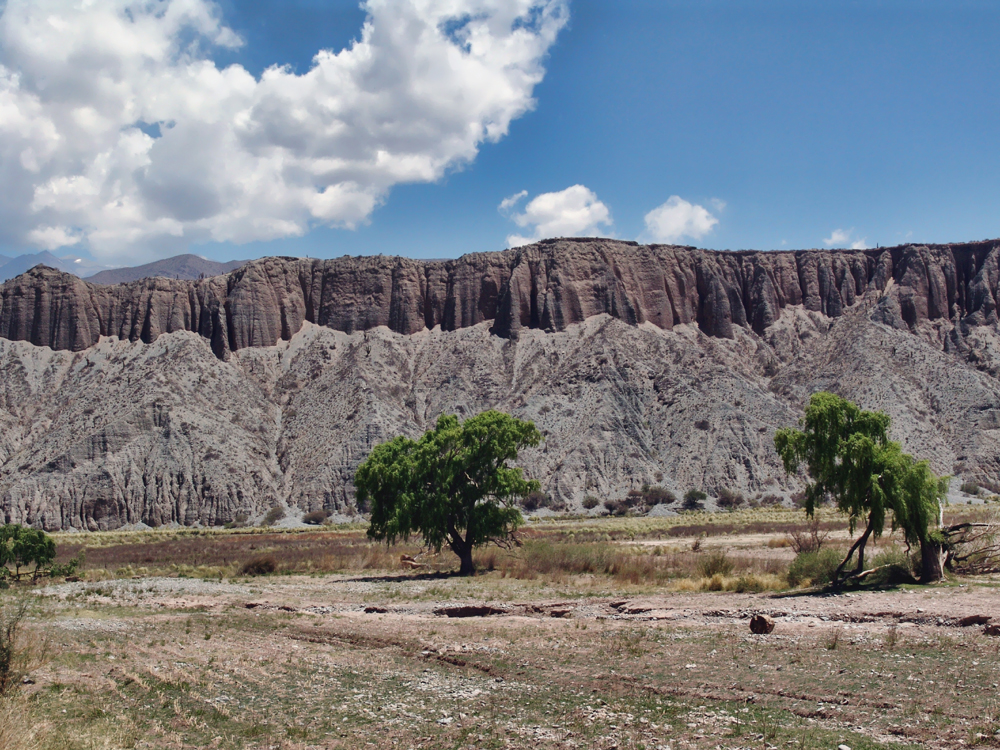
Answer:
(7, 239, 1000, 356)
(3, 238, 1000, 530)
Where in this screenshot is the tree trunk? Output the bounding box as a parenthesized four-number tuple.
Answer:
(919, 537, 944, 583)
(449, 524, 476, 576)
(458, 547, 475, 576)
(834, 516, 875, 584)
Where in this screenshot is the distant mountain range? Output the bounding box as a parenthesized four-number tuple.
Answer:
(0, 252, 246, 283)
(0, 250, 90, 281)
(85, 255, 246, 284)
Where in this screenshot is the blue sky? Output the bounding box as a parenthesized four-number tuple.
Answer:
(1, 0, 999, 267)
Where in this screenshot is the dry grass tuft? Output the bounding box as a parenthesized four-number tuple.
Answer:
(492, 540, 788, 587)
(0, 695, 45, 750)
(238, 554, 278, 577)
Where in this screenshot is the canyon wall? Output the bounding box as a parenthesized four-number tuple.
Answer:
(5, 239, 1000, 357)
(3, 239, 1000, 531)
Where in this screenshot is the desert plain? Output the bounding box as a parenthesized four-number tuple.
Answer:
(4, 506, 999, 750)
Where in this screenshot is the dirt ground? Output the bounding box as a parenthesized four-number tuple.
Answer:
(15, 564, 1000, 750)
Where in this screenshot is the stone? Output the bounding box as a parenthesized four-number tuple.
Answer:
(958, 615, 991, 627)
(984, 624, 1000, 637)
(750, 614, 775, 634)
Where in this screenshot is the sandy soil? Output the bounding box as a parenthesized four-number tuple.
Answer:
(22, 572, 1000, 750)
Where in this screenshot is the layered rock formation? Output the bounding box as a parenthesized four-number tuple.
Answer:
(7, 239, 1000, 357)
(3, 238, 1000, 530)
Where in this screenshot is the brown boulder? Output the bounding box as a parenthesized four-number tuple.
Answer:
(750, 614, 775, 634)
(959, 615, 991, 627)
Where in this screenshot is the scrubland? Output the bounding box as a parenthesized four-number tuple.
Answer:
(2, 507, 999, 750)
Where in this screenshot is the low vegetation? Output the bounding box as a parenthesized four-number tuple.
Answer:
(261, 505, 286, 526)
(0, 524, 80, 582)
(0, 501, 993, 750)
(38, 505, 997, 595)
(4, 510, 996, 750)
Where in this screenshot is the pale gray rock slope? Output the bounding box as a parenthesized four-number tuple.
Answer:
(3, 238, 1000, 530)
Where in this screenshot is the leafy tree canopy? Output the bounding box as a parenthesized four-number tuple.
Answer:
(355, 410, 542, 575)
(0, 524, 56, 580)
(775, 392, 947, 584)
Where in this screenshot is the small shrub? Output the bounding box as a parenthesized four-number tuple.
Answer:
(717, 488, 745, 511)
(732, 574, 768, 593)
(641, 485, 676, 507)
(960, 481, 981, 496)
(698, 550, 734, 578)
(760, 494, 783, 507)
(979, 479, 1000, 494)
(224, 513, 249, 530)
(261, 506, 286, 527)
(786, 516, 829, 554)
(702, 573, 724, 591)
(302, 510, 330, 525)
(825, 626, 843, 650)
(520, 490, 550, 512)
(612, 488, 669, 516)
(239, 555, 277, 576)
(547, 497, 568, 512)
(0, 598, 32, 696)
(682, 489, 706, 511)
(787, 548, 842, 587)
(582, 495, 599, 510)
(866, 547, 916, 587)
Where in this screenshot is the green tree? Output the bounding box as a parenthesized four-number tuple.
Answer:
(682, 489, 706, 511)
(775, 393, 948, 584)
(355, 411, 542, 575)
(0, 525, 56, 580)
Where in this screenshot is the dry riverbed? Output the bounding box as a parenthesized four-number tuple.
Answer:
(9, 566, 1000, 750)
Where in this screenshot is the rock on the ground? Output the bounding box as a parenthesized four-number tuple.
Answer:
(750, 614, 775, 634)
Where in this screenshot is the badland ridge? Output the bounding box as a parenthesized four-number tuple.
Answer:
(1, 238, 999, 530)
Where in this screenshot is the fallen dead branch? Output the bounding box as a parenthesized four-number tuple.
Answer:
(943, 518, 1000, 575)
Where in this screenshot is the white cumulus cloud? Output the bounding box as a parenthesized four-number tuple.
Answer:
(500, 184, 611, 248)
(0, 0, 568, 261)
(643, 196, 719, 244)
(824, 228, 868, 250)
